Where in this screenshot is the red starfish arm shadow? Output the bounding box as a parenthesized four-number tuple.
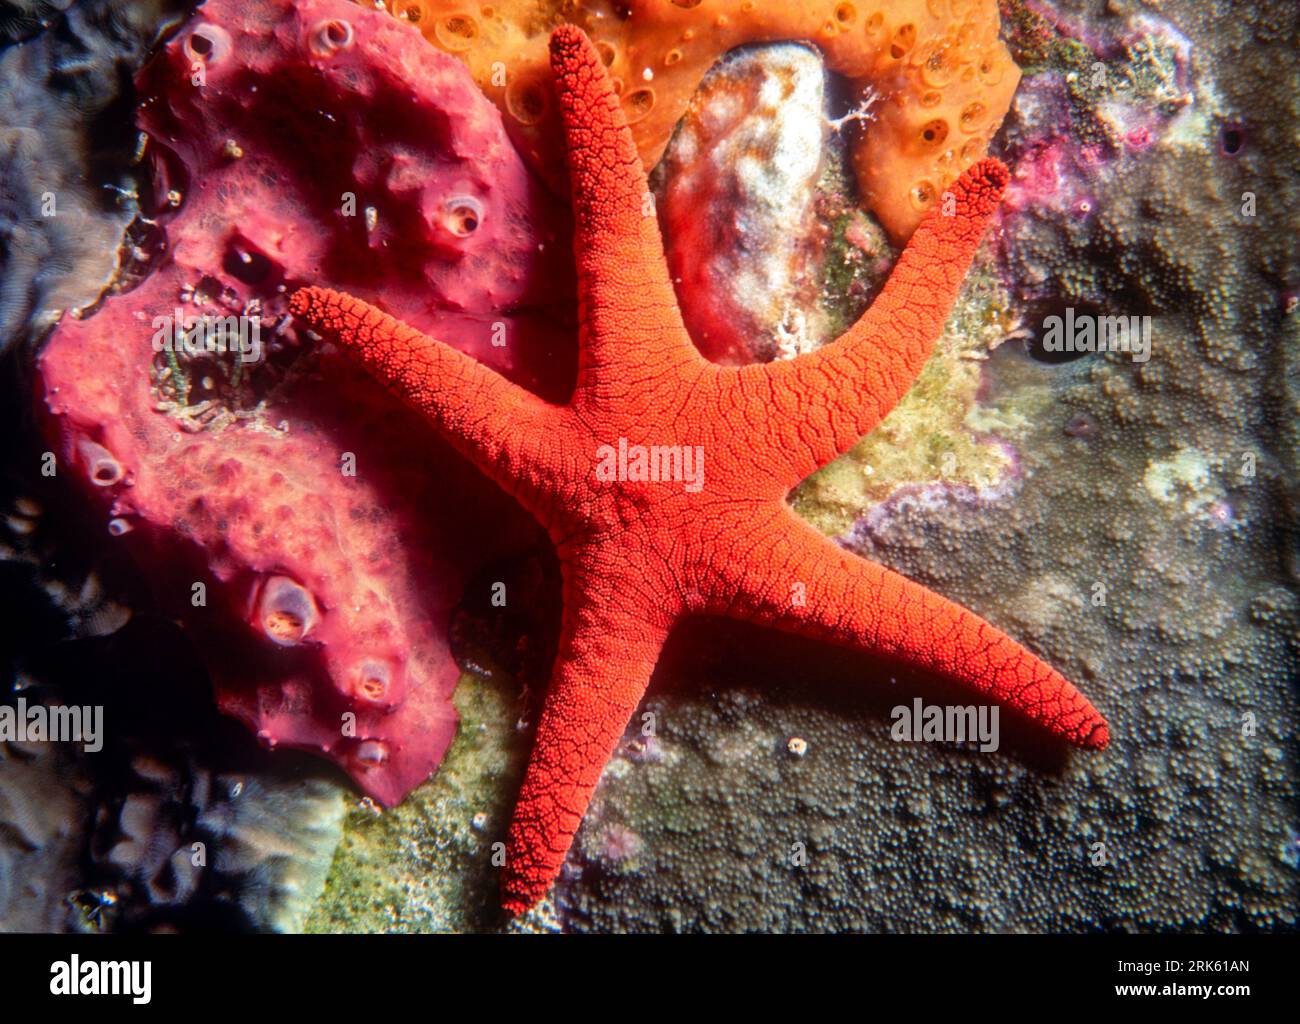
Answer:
(501, 562, 672, 915)
(698, 504, 1110, 750)
(548, 25, 704, 404)
(288, 286, 565, 509)
(724, 158, 1012, 487)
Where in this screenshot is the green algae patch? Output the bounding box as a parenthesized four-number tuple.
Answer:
(793, 263, 1024, 538)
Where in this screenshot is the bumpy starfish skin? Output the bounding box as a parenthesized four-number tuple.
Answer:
(291, 26, 1109, 915)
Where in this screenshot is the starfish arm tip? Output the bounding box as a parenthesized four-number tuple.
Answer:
(952, 156, 1011, 218)
(288, 285, 375, 343)
(549, 22, 586, 57)
(1083, 719, 1110, 750)
(288, 285, 326, 324)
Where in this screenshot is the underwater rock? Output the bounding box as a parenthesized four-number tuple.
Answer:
(0, 741, 91, 932)
(996, 3, 1208, 312)
(92, 752, 346, 933)
(193, 774, 345, 932)
(0, 492, 132, 650)
(38, 0, 574, 806)
(658, 44, 829, 364)
(0, 3, 74, 44)
(0, 0, 186, 352)
(1, 733, 346, 933)
(1, 531, 349, 934)
(384, 0, 1021, 241)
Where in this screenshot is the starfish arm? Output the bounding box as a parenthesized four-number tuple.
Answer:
(289, 287, 564, 503)
(732, 158, 1010, 484)
(502, 575, 670, 915)
(548, 27, 699, 396)
(701, 506, 1109, 749)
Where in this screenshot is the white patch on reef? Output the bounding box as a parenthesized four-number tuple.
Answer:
(1142, 448, 1226, 515)
(772, 308, 811, 361)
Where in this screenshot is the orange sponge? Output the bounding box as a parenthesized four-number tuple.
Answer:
(380, 0, 1020, 242)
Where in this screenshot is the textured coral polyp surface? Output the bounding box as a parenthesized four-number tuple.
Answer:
(38, 0, 574, 805)
(383, 0, 1020, 240)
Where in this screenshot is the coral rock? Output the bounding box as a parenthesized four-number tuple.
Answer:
(0, 0, 184, 351)
(0, 741, 90, 931)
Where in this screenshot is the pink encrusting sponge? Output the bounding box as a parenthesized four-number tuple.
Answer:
(38, 0, 575, 804)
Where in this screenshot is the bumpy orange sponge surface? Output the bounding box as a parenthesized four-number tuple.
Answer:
(379, 0, 1020, 241)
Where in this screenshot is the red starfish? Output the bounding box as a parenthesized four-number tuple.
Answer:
(290, 25, 1109, 916)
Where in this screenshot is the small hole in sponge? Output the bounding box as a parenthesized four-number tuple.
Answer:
(355, 659, 393, 703)
(355, 739, 389, 767)
(836, 3, 856, 23)
(920, 40, 959, 87)
(442, 196, 483, 237)
(1219, 124, 1245, 156)
(625, 87, 656, 122)
(255, 575, 319, 646)
(890, 23, 917, 59)
(183, 25, 231, 64)
(89, 455, 124, 486)
(436, 15, 479, 50)
(308, 18, 354, 58)
(909, 179, 937, 210)
(223, 241, 275, 284)
(506, 78, 547, 124)
(977, 51, 1004, 86)
(264, 610, 304, 642)
(959, 102, 986, 133)
(919, 119, 949, 149)
(323, 19, 351, 47)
